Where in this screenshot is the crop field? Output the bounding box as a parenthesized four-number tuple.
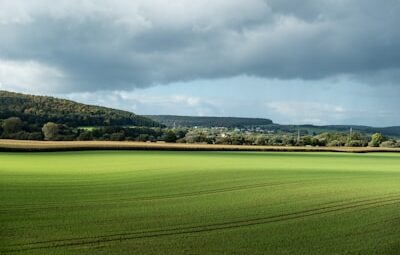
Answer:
(1, 151, 400, 254)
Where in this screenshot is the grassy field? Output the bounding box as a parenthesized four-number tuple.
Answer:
(1, 151, 400, 254)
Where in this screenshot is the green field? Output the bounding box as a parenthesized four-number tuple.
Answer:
(1, 151, 400, 254)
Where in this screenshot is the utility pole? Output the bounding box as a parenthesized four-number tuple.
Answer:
(297, 129, 300, 145)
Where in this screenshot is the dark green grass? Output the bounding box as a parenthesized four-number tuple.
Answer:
(1, 151, 400, 254)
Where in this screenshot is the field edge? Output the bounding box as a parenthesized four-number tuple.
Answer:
(1, 139, 400, 153)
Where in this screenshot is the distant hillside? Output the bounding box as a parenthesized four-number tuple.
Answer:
(146, 115, 273, 128)
(145, 115, 400, 137)
(323, 125, 400, 137)
(0, 91, 161, 127)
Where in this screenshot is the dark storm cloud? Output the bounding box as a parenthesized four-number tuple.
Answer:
(0, 0, 400, 92)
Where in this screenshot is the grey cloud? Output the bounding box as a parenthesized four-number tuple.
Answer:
(61, 91, 219, 117)
(0, 0, 399, 93)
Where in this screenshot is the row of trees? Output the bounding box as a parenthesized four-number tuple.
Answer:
(172, 129, 399, 148)
(0, 117, 173, 142)
(1, 117, 399, 147)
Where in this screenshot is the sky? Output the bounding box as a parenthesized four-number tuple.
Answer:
(0, 0, 399, 126)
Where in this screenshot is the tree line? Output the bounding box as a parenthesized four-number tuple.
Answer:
(0, 117, 168, 142)
(171, 128, 399, 148)
(1, 117, 399, 148)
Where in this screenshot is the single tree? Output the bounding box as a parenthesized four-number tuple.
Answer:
(370, 133, 383, 147)
(3, 117, 22, 134)
(163, 131, 177, 143)
(42, 122, 59, 141)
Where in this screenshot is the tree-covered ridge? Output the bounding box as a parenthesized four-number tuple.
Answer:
(145, 115, 273, 128)
(0, 91, 161, 127)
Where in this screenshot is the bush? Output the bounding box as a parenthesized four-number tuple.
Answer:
(78, 131, 93, 141)
(110, 132, 125, 141)
(327, 140, 342, 147)
(9, 131, 30, 140)
(100, 133, 110, 140)
(215, 136, 231, 145)
(185, 132, 208, 144)
(28, 132, 44, 140)
(346, 140, 367, 147)
(176, 138, 186, 143)
(380, 140, 398, 148)
(137, 134, 150, 142)
(255, 135, 268, 145)
(271, 136, 284, 145)
(163, 131, 177, 143)
(316, 138, 327, 146)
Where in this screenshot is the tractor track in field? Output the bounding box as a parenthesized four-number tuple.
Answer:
(0, 180, 313, 212)
(4, 193, 400, 253)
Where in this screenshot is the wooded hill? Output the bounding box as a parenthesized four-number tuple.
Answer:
(145, 115, 274, 128)
(0, 91, 161, 127)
